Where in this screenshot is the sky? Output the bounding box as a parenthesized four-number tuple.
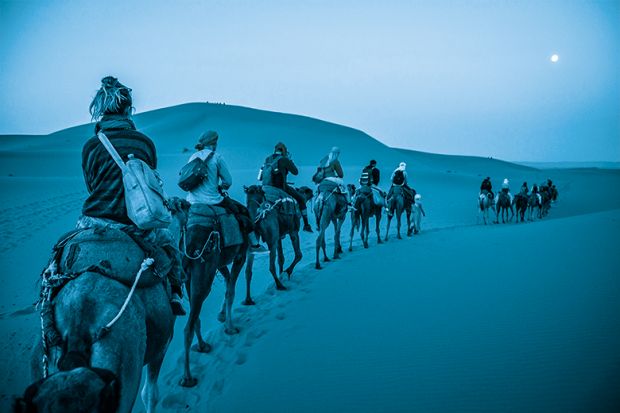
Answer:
(0, 0, 619, 162)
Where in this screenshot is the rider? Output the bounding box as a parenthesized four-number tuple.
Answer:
(480, 176, 494, 200)
(185, 130, 267, 254)
(81, 76, 185, 315)
(316, 146, 352, 208)
(500, 178, 513, 204)
(260, 142, 313, 233)
(520, 181, 529, 196)
(387, 162, 415, 202)
(360, 160, 386, 207)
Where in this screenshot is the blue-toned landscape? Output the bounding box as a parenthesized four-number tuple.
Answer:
(1, 102, 619, 412)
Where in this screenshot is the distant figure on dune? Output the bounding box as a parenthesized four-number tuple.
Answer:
(259, 142, 313, 232)
(82, 76, 185, 315)
(412, 193, 426, 234)
(360, 159, 387, 208)
(185, 130, 267, 253)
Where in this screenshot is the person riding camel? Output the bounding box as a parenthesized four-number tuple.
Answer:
(260, 142, 313, 233)
(387, 162, 415, 204)
(520, 181, 529, 196)
(500, 178, 513, 204)
(360, 160, 387, 208)
(315, 146, 352, 208)
(186, 130, 267, 254)
(81, 76, 186, 315)
(480, 176, 494, 200)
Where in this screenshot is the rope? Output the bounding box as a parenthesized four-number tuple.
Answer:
(253, 198, 295, 223)
(181, 225, 220, 260)
(96, 258, 154, 340)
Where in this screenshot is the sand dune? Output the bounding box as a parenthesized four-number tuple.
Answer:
(0, 103, 619, 412)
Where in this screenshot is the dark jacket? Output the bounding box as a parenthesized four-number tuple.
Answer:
(480, 179, 492, 192)
(265, 153, 298, 189)
(81, 115, 157, 224)
(363, 165, 380, 185)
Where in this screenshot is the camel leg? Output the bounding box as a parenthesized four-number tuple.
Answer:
(406, 209, 412, 236)
(268, 243, 286, 290)
(284, 232, 302, 278)
(333, 218, 342, 259)
(141, 342, 168, 413)
(349, 214, 356, 252)
(396, 210, 402, 239)
(243, 252, 255, 305)
(181, 264, 215, 387)
(276, 239, 285, 275)
(375, 212, 382, 244)
(221, 264, 241, 335)
(384, 215, 392, 241)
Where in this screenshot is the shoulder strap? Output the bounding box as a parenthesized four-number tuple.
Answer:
(205, 150, 216, 162)
(97, 132, 128, 172)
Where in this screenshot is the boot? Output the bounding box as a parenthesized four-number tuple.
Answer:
(302, 210, 313, 233)
(170, 285, 186, 316)
(248, 232, 268, 254)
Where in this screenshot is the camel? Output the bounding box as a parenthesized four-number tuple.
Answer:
(15, 203, 188, 413)
(313, 182, 347, 269)
(513, 193, 528, 223)
(478, 191, 494, 225)
(495, 191, 514, 223)
(177, 199, 248, 388)
(527, 192, 542, 221)
(347, 184, 382, 250)
(385, 186, 412, 240)
(242, 185, 313, 305)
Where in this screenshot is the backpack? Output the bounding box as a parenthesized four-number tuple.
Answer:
(178, 151, 215, 191)
(261, 155, 282, 186)
(312, 166, 326, 184)
(97, 132, 171, 230)
(359, 167, 372, 186)
(393, 169, 405, 185)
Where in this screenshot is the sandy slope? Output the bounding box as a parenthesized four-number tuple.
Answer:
(0, 103, 619, 411)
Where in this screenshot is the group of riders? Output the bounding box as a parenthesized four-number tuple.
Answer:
(479, 175, 558, 214)
(54, 77, 426, 319)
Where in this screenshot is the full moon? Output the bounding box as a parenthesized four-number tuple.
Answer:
(551, 54, 559, 63)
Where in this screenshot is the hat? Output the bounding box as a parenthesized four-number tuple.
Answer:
(399, 162, 407, 170)
(503, 178, 509, 185)
(275, 142, 287, 154)
(196, 130, 219, 149)
(414, 194, 422, 201)
(369, 159, 377, 166)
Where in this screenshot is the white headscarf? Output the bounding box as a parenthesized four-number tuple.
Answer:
(397, 162, 406, 171)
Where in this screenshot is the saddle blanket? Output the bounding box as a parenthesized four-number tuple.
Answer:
(187, 204, 244, 247)
(262, 185, 298, 215)
(58, 227, 165, 288)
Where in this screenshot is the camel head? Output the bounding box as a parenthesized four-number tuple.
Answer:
(296, 186, 314, 202)
(346, 184, 356, 197)
(14, 367, 119, 413)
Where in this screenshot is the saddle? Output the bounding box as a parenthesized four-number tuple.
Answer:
(318, 180, 346, 196)
(186, 204, 244, 247)
(262, 185, 298, 216)
(57, 227, 167, 289)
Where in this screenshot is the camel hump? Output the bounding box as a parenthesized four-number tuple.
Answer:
(186, 204, 244, 247)
(261, 185, 298, 216)
(58, 227, 164, 288)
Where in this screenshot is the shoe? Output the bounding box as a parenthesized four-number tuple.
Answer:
(250, 244, 269, 254)
(303, 223, 314, 233)
(170, 293, 186, 316)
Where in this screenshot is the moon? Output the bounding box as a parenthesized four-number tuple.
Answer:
(550, 54, 559, 63)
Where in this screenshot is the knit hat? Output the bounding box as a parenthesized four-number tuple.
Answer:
(196, 130, 219, 149)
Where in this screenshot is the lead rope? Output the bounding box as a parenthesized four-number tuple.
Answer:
(96, 257, 154, 340)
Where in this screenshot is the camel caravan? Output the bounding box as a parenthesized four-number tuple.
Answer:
(15, 77, 552, 412)
(478, 177, 559, 225)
